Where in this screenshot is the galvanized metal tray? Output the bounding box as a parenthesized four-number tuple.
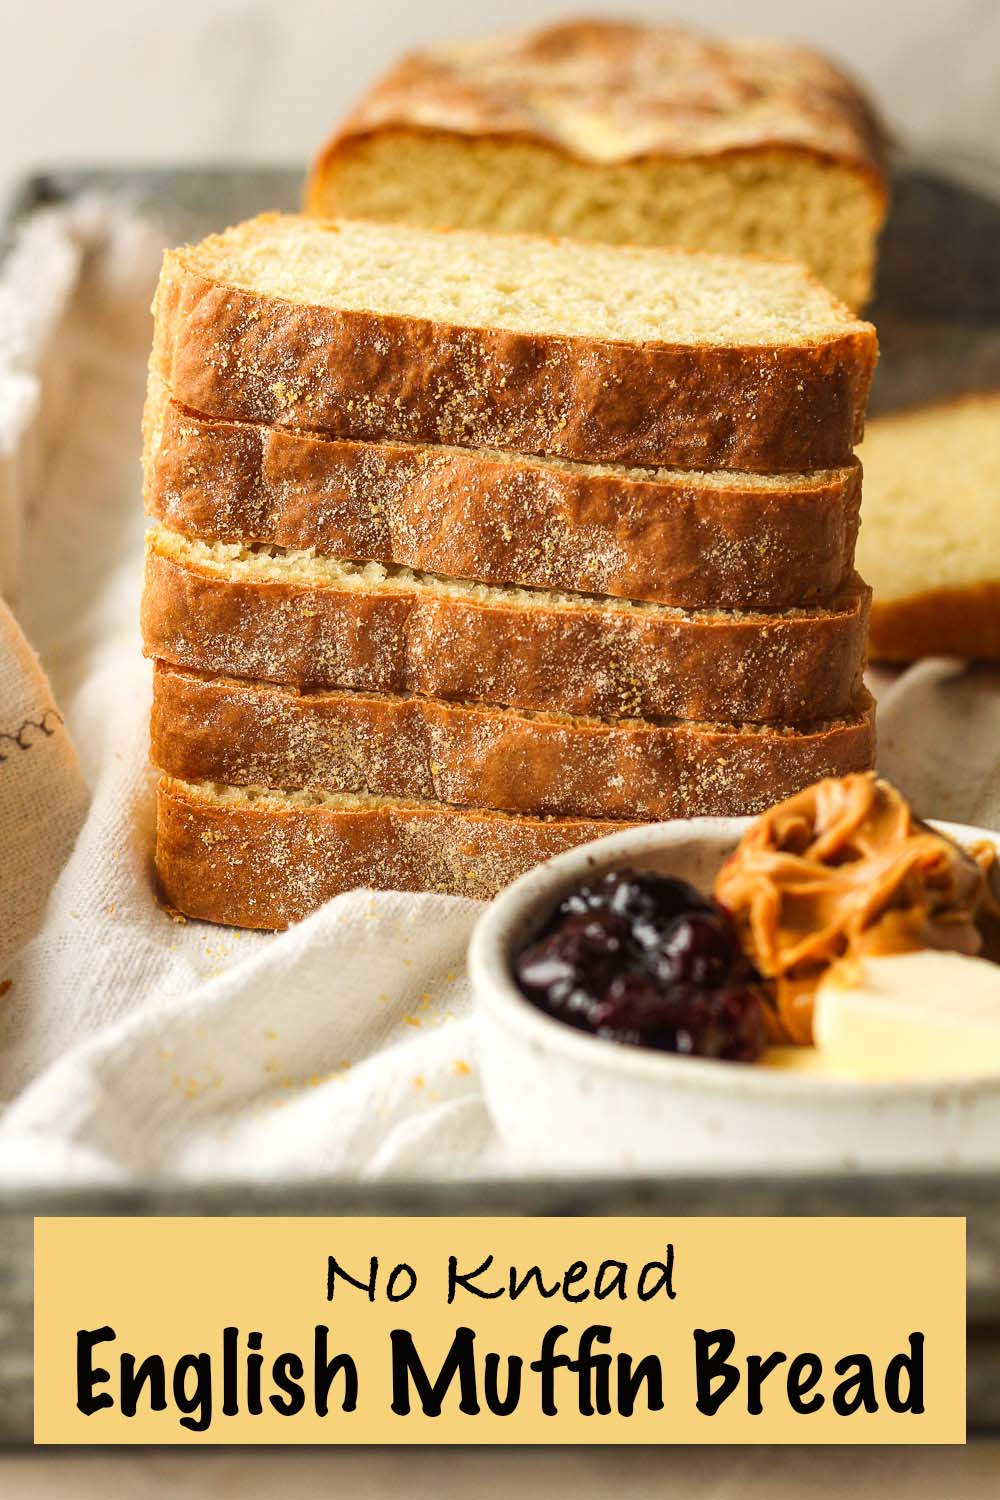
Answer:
(1, 162, 999, 1443)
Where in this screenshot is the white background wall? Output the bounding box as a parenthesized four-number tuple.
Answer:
(2, 0, 999, 198)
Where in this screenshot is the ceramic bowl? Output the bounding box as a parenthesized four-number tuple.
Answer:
(468, 816, 1000, 1172)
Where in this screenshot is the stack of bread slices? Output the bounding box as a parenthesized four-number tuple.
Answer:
(141, 213, 878, 929)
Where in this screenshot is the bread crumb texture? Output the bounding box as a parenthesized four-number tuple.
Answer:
(309, 19, 887, 306)
(179, 212, 869, 346)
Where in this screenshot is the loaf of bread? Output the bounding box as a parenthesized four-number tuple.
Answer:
(152, 213, 877, 473)
(146, 388, 861, 609)
(156, 776, 634, 928)
(146, 141, 881, 928)
(857, 392, 1000, 660)
(142, 528, 870, 725)
(306, 19, 888, 307)
(152, 665, 876, 823)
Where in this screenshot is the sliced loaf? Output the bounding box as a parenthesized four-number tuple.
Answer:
(152, 213, 877, 472)
(146, 390, 861, 609)
(142, 528, 871, 724)
(156, 776, 633, 928)
(152, 665, 876, 823)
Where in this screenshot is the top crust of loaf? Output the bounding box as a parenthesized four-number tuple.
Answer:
(173, 213, 870, 349)
(318, 19, 888, 187)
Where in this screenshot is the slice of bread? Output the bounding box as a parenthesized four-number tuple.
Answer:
(152, 213, 877, 472)
(142, 527, 871, 725)
(307, 19, 888, 308)
(152, 665, 876, 824)
(146, 388, 861, 609)
(156, 775, 635, 928)
(858, 392, 1000, 660)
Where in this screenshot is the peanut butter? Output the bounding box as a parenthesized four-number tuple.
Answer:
(714, 773, 995, 1044)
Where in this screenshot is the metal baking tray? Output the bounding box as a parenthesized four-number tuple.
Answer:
(1, 161, 999, 1444)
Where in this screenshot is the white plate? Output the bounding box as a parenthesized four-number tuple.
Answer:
(468, 817, 1000, 1172)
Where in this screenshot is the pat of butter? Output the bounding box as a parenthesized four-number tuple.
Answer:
(814, 951, 1000, 1081)
(760, 1046, 836, 1075)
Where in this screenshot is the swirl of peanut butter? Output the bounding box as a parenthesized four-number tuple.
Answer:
(714, 773, 995, 1044)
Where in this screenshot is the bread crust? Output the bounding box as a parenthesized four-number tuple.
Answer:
(152, 233, 877, 474)
(869, 584, 1000, 662)
(152, 665, 876, 822)
(147, 396, 861, 609)
(156, 776, 632, 928)
(141, 537, 870, 724)
(309, 20, 888, 199)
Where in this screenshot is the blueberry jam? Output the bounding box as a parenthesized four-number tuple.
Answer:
(514, 868, 767, 1062)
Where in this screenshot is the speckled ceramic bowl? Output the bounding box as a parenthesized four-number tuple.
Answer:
(468, 816, 1000, 1172)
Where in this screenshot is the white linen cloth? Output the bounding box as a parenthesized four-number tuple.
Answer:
(0, 197, 998, 1186)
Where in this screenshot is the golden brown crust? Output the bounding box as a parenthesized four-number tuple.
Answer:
(868, 583, 1000, 662)
(155, 776, 632, 929)
(310, 19, 887, 195)
(147, 396, 861, 609)
(152, 240, 877, 474)
(141, 540, 871, 725)
(151, 666, 876, 823)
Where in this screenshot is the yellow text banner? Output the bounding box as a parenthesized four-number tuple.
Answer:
(34, 1216, 965, 1444)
